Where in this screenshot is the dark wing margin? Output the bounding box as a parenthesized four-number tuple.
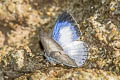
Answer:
(56, 11, 80, 36)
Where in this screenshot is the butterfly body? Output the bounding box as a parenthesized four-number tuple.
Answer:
(40, 12, 88, 67)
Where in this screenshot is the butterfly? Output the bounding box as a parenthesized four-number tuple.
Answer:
(40, 12, 88, 67)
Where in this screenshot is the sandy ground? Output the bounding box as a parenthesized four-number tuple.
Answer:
(0, 0, 120, 80)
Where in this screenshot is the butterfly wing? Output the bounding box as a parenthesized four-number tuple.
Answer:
(52, 12, 80, 48)
(64, 41, 88, 67)
(52, 12, 88, 67)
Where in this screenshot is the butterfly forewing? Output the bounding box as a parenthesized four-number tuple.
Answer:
(52, 12, 80, 46)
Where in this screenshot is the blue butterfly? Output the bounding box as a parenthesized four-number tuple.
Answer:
(40, 12, 88, 67)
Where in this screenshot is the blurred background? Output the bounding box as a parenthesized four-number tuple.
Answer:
(0, 0, 120, 80)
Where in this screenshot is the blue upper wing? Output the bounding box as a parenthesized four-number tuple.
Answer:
(52, 12, 80, 46)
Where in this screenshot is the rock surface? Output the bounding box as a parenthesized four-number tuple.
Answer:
(0, 0, 120, 80)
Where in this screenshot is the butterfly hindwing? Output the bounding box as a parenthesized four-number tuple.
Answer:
(64, 41, 88, 67)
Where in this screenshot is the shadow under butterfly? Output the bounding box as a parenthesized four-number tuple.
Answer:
(40, 12, 88, 67)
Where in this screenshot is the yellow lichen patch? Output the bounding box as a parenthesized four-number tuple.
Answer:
(113, 50, 120, 57)
(110, 1, 116, 11)
(7, 3, 15, 13)
(108, 28, 118, 41)
(0, 31, 5, 47)
(46, 6, 59, 16)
